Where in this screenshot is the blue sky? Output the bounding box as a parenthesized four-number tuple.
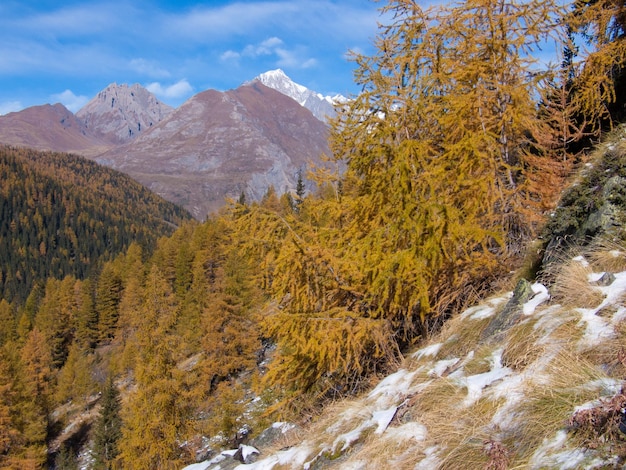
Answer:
(0, 0, 386, 114)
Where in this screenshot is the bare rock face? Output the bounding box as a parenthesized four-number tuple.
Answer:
(0, 103, 105, 154)
(76, 83, 173, 144)
(96, 82, 331, 219)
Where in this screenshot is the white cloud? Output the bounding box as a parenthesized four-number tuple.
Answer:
(146, 79, 193, 99)
(243, 37, 284, 57)
(129, 58, 171, 79)
(220, 50, 240, 62)
(50, 90, 89, 113)
(0, 100, 23, 115)
(232, 37, 318, 70)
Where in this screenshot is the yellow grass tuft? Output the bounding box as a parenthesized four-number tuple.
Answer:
(501, 317, 545, 371)
(588, 238, 626, 273)
(547, 257, 605, 308)
(512, 348, 615, 465)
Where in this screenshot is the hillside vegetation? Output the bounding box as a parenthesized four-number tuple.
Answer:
(0, 145, 192, 304)
(2, 0, 626, 468)
(198, 131, 626, 469)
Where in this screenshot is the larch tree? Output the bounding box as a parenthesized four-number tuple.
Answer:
(118, 266, 188, 469)
(246, 0, 577, 405)
(95, 261, 123, 342)
(566, 0, 626, 132)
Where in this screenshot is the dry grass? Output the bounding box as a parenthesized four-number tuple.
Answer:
(512, 348, 615, 464)
(548, 257, 605, 308)
(436, 314, 495, 360)
(588, 238, 626, 273)
(420, 397, 506, 470)
(501, 317, 544, 371)
(462, 344, 499, 376)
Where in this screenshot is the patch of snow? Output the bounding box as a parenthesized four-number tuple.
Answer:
(238, 443, 313, 470)
(428, 358, 460, 377)
(573, 255, 590, 267)
(240, 445, 259, 461)
(453, 348, 513, 407)
(368, 369, 419, 406)
(372, 406, 398, 434)
(413, 342, 442, 359)
(576, 308, 614, 344)
(490, 373, 526, 430)
(598, 270, 626, 306)
(460, 295, 510, 320)
(383, 422, 427, 442)
(612, 305, 626, 324)
(333, 420, 371, 451)
(181, 462, 211, 470)
(271, 421, 296, 433)
(588, 271, 606, 283)
(523, 283, 550, 315)
(331, 405, 398, 453)
(414, 446, 441, 469)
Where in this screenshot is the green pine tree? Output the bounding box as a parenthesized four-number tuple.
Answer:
(92, 376, 122, 470)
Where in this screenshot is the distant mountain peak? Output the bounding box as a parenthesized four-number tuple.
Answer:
(76, 83, 173, 144)
(253, 69, 344, 123)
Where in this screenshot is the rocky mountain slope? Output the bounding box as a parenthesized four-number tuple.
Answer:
(0, 74, 332, 219)
(95, 81, 330, 218)
(77, 83, 173, 144)
(254, 69, 344, 122)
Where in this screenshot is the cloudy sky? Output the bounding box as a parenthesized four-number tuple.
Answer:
(0, 0, 386, 114)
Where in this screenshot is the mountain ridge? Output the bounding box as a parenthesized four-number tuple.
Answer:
(253, 69, 345, 122)
(0, 72, 334, 218)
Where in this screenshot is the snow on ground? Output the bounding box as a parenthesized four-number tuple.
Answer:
(185, 262, 626, 470)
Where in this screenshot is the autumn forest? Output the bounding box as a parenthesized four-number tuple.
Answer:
(2, 0, 626, 467)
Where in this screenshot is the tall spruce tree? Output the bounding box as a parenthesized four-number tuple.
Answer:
(92, 376, 122, 470)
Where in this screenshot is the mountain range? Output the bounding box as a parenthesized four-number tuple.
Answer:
(0, 71, 342, 218)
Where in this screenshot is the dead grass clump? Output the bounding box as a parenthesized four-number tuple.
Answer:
(501, 317, 544, 371)
(541, 310, 585, 344)
(513, 349, 615, 463)
(549, 257, 605, 308)
(436, 315, 494, 360)
(426, 397, 506, 470)
(412, 378, 464, 414)
(579, 341, 626, 379)
(462, 344, 499, 376)
(588, 238, 626, 273)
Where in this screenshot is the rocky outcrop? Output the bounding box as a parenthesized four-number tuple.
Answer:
(77, 83, 173, 144)
(541, 130, 626, 264)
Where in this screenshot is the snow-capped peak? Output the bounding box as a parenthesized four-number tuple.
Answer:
(253, 69, 345, 123)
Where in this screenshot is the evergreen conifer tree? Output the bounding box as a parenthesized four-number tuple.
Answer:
(92, 376, 122, 470)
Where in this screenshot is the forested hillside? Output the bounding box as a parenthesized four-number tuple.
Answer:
(0, 145, 191, 304)
(2, 0, 626, 468)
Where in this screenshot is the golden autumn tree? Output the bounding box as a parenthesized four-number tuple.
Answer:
(235, 0, 587, 406)
(566, 0, 626, 132)
(118, 266, 189, 469)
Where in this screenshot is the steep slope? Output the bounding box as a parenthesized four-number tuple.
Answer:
(254, 69, 345, 122)
(0, 103, 106, 155)
(186, 130, 626, 469)
(95, 82, 331, 218)
(0, 145, 192, 304)
(77, 83, 173, 144)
